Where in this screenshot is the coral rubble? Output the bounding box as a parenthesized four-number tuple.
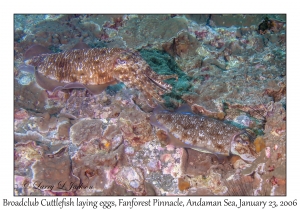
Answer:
(14, 14, 286, 195)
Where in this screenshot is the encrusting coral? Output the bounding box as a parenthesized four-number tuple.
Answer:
(14, 14, 286, 195)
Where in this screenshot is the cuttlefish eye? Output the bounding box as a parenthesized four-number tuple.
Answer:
(236, 137, 249, 146)
(231, 132, 257, 162)
(236, 137, 242, 144)
(117, 59, 126, 65)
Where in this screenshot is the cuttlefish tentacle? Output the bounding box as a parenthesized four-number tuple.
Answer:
(144, 67, 177, 92)
(140, 80, 166, 103)
(112, 65, 166, 106)
(110, 49, 177, 106)
(19, 45, 177, 106)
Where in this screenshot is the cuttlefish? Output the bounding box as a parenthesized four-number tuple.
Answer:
(150, 105, 258, 162)
(18, 42, 177, 107)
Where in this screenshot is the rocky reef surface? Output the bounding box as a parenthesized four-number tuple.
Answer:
(14, 14, 286, 195)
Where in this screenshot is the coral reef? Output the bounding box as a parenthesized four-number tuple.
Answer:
(70, 119, 103, 146)
(31, 146, 80, 193)
(118, 105, 152, 147)
(14, 14, 286, 196)
(241, 102, 286, 195)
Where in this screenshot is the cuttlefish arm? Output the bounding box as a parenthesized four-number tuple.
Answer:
(111, 50, 177, 107)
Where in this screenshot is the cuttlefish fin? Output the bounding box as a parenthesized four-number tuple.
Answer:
(175, 104, 194, 114)
(24, 44, 51, 61)
(85, 80, 118, 95)
(36, 67, 119, 95)
(35, 70, 66, 92)
(166, 131, 189, 148)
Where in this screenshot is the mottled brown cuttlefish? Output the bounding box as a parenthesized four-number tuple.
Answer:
(18, 43, 178, 107)
(150, 105, 258, 162)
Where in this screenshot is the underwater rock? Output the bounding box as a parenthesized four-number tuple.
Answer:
(78, 14, 124, 43)
(14, 79, 64, 114)
(71, 139, 124, 194)
(14, 175, 44, 196)
(56, 117, 71, 140)
(146, 159, 162, 172)
(115, 166, 145, 195)
(264, 81, 286, 102)
(102, 123, 123, 151)
(264, 102, 286, 142)
(60, 89, 124, 119)
(15, 141, 43, 176)
(14, 130, 49, 144)
(36, 113, 51, 132)
(162, 32, 199, 58)
(70, 119, 103, 146)
(258, 17, 286, 35)
(119, 15, 188, 49)
(123, 138, 186, 195)
(224, 175, 255, 195)
(210, 14, 266, 28)
(162, 32, 201, 72)
(14, 14, 286, 196)
(31, 147, 80, 193)
(29, 15, 80, 47)
(61, 90, 103, 119)
(14, 81, 51, 112)
(118, 105, 152, 147)
(187, 187, 213, 195)
(14, 109, 29, 120)
(188, 169, 227, 195)
(183, 149, 215, 176)
(104, 181, 134, 196)
(242, 102, 286, 195)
